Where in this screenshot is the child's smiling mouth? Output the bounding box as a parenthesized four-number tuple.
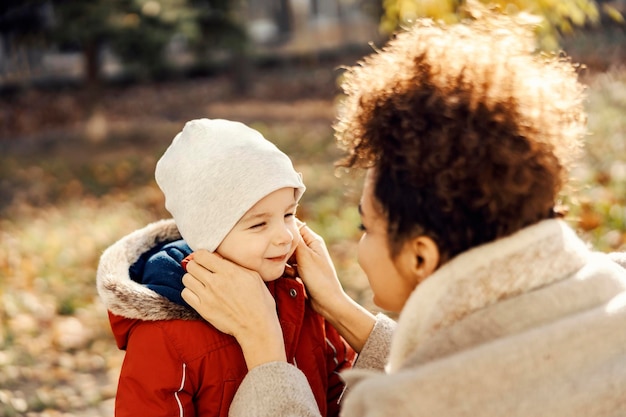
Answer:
(266, 254, 288, 263)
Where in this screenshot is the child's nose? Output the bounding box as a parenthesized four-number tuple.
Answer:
(273, 223, 294, 245)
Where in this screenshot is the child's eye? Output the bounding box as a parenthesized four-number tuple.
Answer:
(250, 222, 266, 229)
(285, 213, 294, 219)
(358, 223, 366, 232)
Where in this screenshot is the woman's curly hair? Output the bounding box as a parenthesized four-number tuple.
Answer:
(335, 10, 587, 262)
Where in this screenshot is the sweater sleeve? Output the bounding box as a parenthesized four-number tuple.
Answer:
(354, 313, 396, 371)
(228, 362, 322, 417)
(116, 322, 196, 417)
(227, 315, 395, 417)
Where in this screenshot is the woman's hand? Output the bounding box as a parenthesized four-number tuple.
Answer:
(182, 250, 287, 369)
(294, 222, 346, 317)
(295, 222, 376, 353)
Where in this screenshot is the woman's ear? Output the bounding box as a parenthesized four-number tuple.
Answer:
(407, 236, 440, 283)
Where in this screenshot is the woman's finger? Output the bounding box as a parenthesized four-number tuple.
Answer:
(299, 224, 319, 246)
(299, 225, 328, 257)
(193, 249, 225, 272)
(182, 273, 212, 308)
(182, 272, 204, 291)
(181, 286, 200, 307)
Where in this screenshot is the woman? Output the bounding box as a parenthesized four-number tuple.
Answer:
(181, 10, 626, 417)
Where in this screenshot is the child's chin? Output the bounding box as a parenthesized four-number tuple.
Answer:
(261, 275, 282, 282)
(260, 269, 286, 282)
(258, 261, 293, 281)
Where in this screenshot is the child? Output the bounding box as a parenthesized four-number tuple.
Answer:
(96, 118, 356, 417)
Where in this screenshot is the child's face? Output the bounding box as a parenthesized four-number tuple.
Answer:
(216, 187, 301, 282)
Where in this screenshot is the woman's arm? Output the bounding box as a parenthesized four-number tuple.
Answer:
(295, 223, 376, 353)
(229, 362, 322, 417)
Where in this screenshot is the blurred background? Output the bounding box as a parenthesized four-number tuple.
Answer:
(0, 0, 625, 415)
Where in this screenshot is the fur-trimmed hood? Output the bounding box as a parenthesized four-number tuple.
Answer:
(96, 219, 200, 321)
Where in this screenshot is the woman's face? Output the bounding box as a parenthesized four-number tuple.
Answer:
(357, 169, 420, 312)
(216, 187, 300, 282)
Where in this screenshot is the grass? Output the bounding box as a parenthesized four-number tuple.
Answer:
(1, 63, 626, 415)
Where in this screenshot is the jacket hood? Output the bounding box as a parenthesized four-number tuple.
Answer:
(96, 219, 200, 321)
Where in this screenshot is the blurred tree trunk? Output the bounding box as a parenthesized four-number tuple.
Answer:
(311, 0, 319, 16)
(336, 0, 347, 43)
(83, 39, 101, 92)
(83, 38, 106, 143)
(231, 48, 252, 95)
(276, 0, 293, 38)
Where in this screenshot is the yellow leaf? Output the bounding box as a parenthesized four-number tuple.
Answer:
(559, 20, 573, 34)
(602, 4, 626, 24)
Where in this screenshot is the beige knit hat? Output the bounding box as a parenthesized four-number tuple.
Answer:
(155, 118, 305, 251)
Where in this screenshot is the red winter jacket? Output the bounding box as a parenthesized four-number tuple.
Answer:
(96, 220, 356, 417)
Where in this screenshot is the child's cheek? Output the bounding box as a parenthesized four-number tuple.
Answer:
(292, 224, 302, 247)
(286, 225, 301, 258)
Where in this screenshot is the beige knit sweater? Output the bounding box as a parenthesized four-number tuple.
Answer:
(228, 219, 626, 417)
